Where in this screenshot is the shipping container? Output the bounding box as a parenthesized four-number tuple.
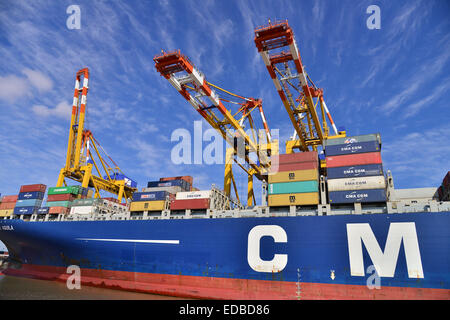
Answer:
(102, 197, 119, 203)
(268, 180, 318, 195)
(15, 199, 43, 208)
(37, 207, 50, 214)
(18, 191, 45, 200)
(0, 209, 13, 217)
(147, 179, 190, 191)
(270, 161, 319, 173)
(103, 173, 137, 188)
(13, 206, 38, 215)
(327, 176, 386, 192)
(326, 152, 382, 168)
(175, 190, 211, 200)
(72, 198, 106, 207)
(46, 201, 72, 208)
(130, 200, 167, 212)
(48, 207, 69, 214)
(328, 189, 387, 204)
(268, 192, 319, 206)
(323, 133, 381, 147)
(160, 176, 193, 187)
(0, 202, 16, 210)
(47, 186, 79, 195)
(141, 186, 184, 194)
(272, 151, 318, 165)
(70, 206, 97, 215)
(326, 164, 384, 179)
(132, 191, 169, 202)
(268, 169, 318, 184)
(47, 193, 75, 202)
(170, 198, 210, 210)
(324, 140, 381, 157)
(1, 195, 18, 203)
(19, 184, 47, 193)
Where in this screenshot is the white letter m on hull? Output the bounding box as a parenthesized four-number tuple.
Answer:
(347, 222, 424, 279)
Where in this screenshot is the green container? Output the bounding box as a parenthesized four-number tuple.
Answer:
(323, 133, 381, 147)
(48, 186, 79, 195)
(46, 200, 72, 208)
(268, 180, 318, 195)
(72, 198, 103, 207)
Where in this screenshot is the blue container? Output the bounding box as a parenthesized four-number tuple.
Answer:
(132, 191, 169, 202)
(13, 206, 38, 215)
(328, 189, 387, 204)
(147, 179, 189, 191)
(18, 191, 45, 200)
(15, 199, 43, 207)
(324, 140, 381, 156)
(37, 207, 50, 214)
(103, 173, 137, 188)
(327, 164, 384, 179)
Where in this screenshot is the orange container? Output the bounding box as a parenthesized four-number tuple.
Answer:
(48, 207, 69, 214)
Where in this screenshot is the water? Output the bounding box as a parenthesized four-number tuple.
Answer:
(0, 273, 187, 300)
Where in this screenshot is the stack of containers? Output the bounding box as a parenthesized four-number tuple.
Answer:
(324, 134, 386, 204)
(70, 198, 127, 215)
(14, 184, 46, 216)
(160, 176, 193, 190)
(146, 179, 191, 193)
(170, 190, 212, 210)
(46, 186, 81, 215)
(130, 191, 170, 212)
(437, 171, 450, 201)
(0, 195, 18, 217)
(268, 151, 320, 206)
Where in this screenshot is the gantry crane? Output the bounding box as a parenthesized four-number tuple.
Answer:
(56, 68, 137, 202)
(254, 20, 345, 154)
(154, 50, 278, 207)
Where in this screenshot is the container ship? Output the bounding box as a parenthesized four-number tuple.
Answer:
(0, 20, 449, 300)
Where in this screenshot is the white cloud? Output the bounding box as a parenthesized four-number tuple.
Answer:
(22, 68, 53, 92)
(32, 101, 71, 119)
(0, 75, 30, 102)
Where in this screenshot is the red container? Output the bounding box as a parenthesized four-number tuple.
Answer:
(1, 195, 18, 203)
(48, 207, 69, 214)
(47, 193, 75, 202)
(326, 152, 382, 168)
(103, 197, 119, 203)
(270, 161, 319, 173)
(0, 202, 15, 210)
(274, 151, 318, 165)
(19, 184, 47, 193)
(443, 171, 450, 188)
(160, 176, 193, 187)
(170, 198, 210, 210)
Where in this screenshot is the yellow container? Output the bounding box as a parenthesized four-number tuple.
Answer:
(130, 200, 167, 212)
(0, 209, 13, 217)
(87, 189, 94, 198)
(268, 169, 318, 184)
(268, 192, 319, 206)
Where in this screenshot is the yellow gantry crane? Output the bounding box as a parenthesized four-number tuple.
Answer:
(254, 20, 345, 155)
(154, 50, 278, 207)
(56, 68, 137, 202)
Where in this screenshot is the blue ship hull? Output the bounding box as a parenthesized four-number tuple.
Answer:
(0, 212, 449, 299)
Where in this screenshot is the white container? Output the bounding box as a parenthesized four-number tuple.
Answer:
(175, 190, 211, 200)
(141, 186, 184, 194)
(327, 176, 386, 191)
(70, 206, 96, 215)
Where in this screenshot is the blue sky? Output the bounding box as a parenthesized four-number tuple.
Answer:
(0, 0, 449, 203)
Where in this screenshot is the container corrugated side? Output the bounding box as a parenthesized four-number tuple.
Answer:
(268, 169, 318, 184)
(160, 176, 193, 187)
(15, 199, 43, 207)
(324, 140, 381, 156)
(0, 209, 13, 217)
(48, 207, 69, 214)
(0, 202, 16, 210)
(328, 189, 387, 204)
(47, 193, 75, 202)
(46, 200, 72, 208)
(326, 164, 383, 179)
(170, 198, 210, 210)
(175, 190, 212, 200)
(1, 195, 18, 203)
(47, 186, 79, 195)
(37, 207, 50, 214)
(13, 206, 38, 215)
(327, 176, 386, 191)
(141, 186, 184, 194)
(130, 200, 167, 212)
(132, 191, 168, 202)
(270, 161, 319, 173)
(268, 192, 319, 206)
(268, 181, 318, 195)
(272, 151, 318, 165)
(147, 179, 190, 191)
(19, 184, 47, 193)
(18, 191, 45, 200)
(326, 152, 382, 168)
(70, 205, 97, 215)
(323, 133, 381, 147)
